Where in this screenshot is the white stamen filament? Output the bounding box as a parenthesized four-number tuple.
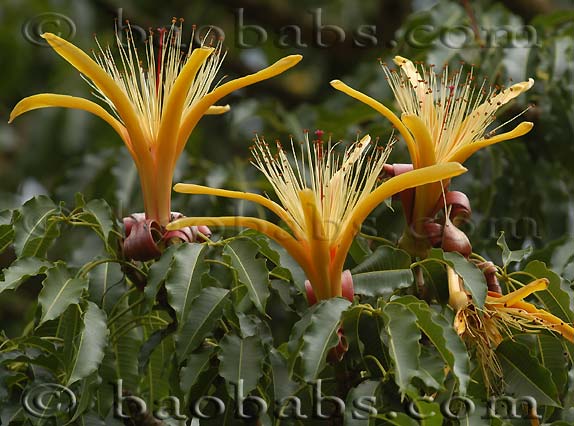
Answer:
(89, 19, 225, 146)
(250, 133, 393, 241)
(381, 57, 534, 162)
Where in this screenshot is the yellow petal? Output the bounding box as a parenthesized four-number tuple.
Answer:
(154, 47, 216, 225)
(393, 56, 418, 79)
(41, 33, 151, 165)
(472, 79, 534, 121)
(393, 56, 430, 107)
(492, 278, 548, 306)
(401, 114, 437, 168)
(156, 47, 214, 163)
(401, 114, 442, 231)
(348, 162, 466, 232)
(176, 54, 302, 155)
(329, 135, 371, 198)
(330, 79, 420, 168)
(448, 122, 534, 164)
(167, 215, 311, 274)
(531, 311, 574, 342)
(447, 266, 469, 311)
(298, 189, 332, 299)
(332, 162, 467, 273)
(9, 93, 133, 155)
(206, 105, 231, 115)
(494, 299, 538, 314)
(172, 183, 301, 238)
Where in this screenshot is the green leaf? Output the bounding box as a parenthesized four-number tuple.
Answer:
(548, 239, 574, 276)
(223, 239, 270, 314)
(342, 305, 367, 359)
(180, 347, 214, 391)
(352, 245, 412, 273)
(38, 263, 89, 324)
(268, 239, 306, 292)
(381, 303, 421, 397)
(100, 303, 140, 394)
(432, 310, 472, 395)
(67, 373, 101, 424)
(138, 323, 176, 373)
(429, 248, 487, 308)
(144, 244, 178, 308)
(269, 348, 297, 403)
(393, 296, 471, 395)
(139, 315, 173, 405)
(68, 302, 108, 385)
(0, 257, 51, 294)
(176, 287, 229, 359)
(344, 380, 379, 425)
(348, 237, 372, 265)
(496, 340, 560, 407)
(237, 312, 273, 345)
(54, 304, 83, 370)
(535, 334, 569, 394)
(286, 304, 317, 373)
(0, 210, 14, 253)
(0, 405, 24, 426)
(299, 298, 351, 381)
(377, 412, 419, 425)
(414, 399, 444, 426)
(13, 195, 60, 258)
(78, 412, 107, 426)
(87, 261, 125, 315)
(352, 270, 414, 298)
(218, 334, 265, 394)
(165, 243, 208, 325)
(497, 232, 533, 268)
(82, 199, 117, 246)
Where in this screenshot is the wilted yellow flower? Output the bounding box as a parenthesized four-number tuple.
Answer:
(448, 268, 574, 390)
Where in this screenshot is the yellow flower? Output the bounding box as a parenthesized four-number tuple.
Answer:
(9, 22, 302, 226)
(448, 268, 574, 390)
(167, 132, 466, 300)
(331, 56, 534, 253)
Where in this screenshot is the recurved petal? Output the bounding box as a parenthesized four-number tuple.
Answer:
(176, 54, 302, 154)
(330, 79, 420, 167)
(393, 56, 419, 82)
(448, 122, 534, 164)
(475, 78, 534, 118)
(172, 183, 298, 236)
(167, 215, 311, 274)
(488, 278, 548, 307)
(330, 162, 467, 278)
(156, 47, 214, 159)
(41, 33, 150, 162)
(210, 54, 303, 99)
(349, 162, 467, 228)
(401, 114, 437, 167)
(393, 56, 429, 103)
(205, 105, 231, 115)
(9, 94, 133, 155)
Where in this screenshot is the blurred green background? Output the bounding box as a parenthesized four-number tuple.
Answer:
(0, 0, 573, 265)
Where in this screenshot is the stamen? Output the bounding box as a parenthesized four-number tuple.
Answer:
(155, 27, 168, 94)
(86, 20, 226, 145)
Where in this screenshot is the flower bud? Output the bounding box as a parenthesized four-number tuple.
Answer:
(441, 216, 472, 257)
